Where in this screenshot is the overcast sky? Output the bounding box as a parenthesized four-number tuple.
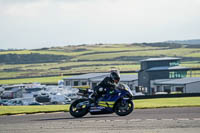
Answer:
(0, 0, 200, 49)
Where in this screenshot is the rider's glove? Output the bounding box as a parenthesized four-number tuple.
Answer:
(99, 87, 103, 92)
(109, 90, 115, 95)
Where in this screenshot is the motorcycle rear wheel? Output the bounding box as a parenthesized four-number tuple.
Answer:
(69, 99, 89, 118)
(114, 100, 134, 116)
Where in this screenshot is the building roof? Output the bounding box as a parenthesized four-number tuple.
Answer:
(153, 77, 200, 85)
(90, 74, 138, 82)
(146, 66, 190, 72)
(120, 75, 138, 82)
(63, 73, 109, 80)
(140, 57, 180, 62)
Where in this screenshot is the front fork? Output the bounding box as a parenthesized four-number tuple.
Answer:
(120, 97, 130, 109)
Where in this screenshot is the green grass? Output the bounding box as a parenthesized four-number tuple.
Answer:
(3, 46, 199, 62)
(0, 45, 199, 61)
(0, 76, 66, 85)
(134, 97, 200, 109)
(0, 50, 88, 56)
(0, 72, 139, 85)
(0, 44, 200, 85)
(0, 105, 70, 115)
(1, 97, 200, 115)
(0, 45, 160, 55)
(73, 48, 199, 61)
(86, 44, 161, 52)
(0, 61, 139, 79)
(181, 63, 200, 68)
(0, 61, 140, 85)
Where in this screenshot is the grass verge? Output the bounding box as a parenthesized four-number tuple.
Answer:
(0, 76, 65, 85)
(0, 105, 70, 116)
(134, 97, 200, 109)
(0, 97, 200, 116)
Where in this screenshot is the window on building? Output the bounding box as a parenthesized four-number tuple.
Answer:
(169, 61, 180, 66)
(164, 86, 171, 94)
(73, 81, 79, 86)
(169, 71, 187, 79)
(81, 82, 87, 86)
(156, 86, 161, 92)
(65, 81, 70, 86)
(176, 87, 184, 93)
(135, 86, 140, 92)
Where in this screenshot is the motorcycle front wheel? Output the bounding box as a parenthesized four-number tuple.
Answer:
(69, 99, 89, 118)
(114, 99, 134, 116)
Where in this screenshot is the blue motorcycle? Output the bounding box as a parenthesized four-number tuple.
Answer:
(69, 83, 134, 118)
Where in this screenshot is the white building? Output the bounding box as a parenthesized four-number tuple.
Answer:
(90, 74, 138, 90)
(151, 77, 200, 94)
(63, 73, 138, 90)
(63, 73, 109, 87)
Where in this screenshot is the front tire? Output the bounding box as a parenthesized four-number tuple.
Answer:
(69, 99, 89, 118)
(114, 100, 134, 116)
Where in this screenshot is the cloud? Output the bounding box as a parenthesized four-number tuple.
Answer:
(0, 0, 200, 49)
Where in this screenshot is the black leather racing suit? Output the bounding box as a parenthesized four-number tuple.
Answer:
(93, 76, 116, 103)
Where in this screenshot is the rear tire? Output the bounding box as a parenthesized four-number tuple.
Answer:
(69, 99, 89, 118)
(114, 100, 134, 116)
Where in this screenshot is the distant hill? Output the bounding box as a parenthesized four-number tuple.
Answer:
(1, 43, 200, 81)
(166, 39, 200, 45)
(1, 41, 200, 65)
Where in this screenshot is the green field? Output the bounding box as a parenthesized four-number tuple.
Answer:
(0, 105, 70, 115)
(72, 48, 200, 61)
(0, 76, 65, 85)
(134, 97, 200, 109)
(0, 61, 139, 79)
(1, 97, 200, 115)
(0, 73, 137, 85)
(0, 43, 200, 85)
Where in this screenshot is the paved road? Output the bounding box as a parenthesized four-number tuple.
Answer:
(0, 107, 200, 133)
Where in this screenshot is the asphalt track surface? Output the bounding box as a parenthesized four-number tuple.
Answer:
(0, 107, 200, 133)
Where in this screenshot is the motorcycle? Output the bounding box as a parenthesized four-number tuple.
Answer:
(69, 83, 134, 118)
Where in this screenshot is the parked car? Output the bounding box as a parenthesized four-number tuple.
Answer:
(35, 92, 51, 103)
(28, 101, 42, 105)
(50, 94, 72, 105)
(0, 99, 8, 105)
(2, 98, 36, 106)
(64, 97, 72, 104)
(65, 93, 80, 100)
(3, 99, 24, 106)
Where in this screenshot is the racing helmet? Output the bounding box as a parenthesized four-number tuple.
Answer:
(110, 70, 120, 83)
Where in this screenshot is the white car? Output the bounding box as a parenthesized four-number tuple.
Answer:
(50, 94, 71, 104)
(4, 99, 24, 106)
(4, 98, 35, 106)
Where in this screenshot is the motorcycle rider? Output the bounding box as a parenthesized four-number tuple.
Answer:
(92, 70, 120, 104)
